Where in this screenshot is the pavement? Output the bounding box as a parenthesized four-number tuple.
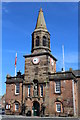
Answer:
(0, 115, 80, 120)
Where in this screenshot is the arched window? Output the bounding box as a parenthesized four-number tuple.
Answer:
(36, 36, 39, 46)
(48, 38, 50, 48)
(56, 103, 61, 112)
(15, 102, 19, 111)
(43, 36, 46, 46)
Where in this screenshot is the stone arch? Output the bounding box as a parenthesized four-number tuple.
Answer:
(43, 36, 46, 46)
(36, 36, 39, 46)
(32, 101, 40, 116)
(54, 99, 63, 114)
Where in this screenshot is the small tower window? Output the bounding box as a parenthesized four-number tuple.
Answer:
(36, 36, 39, 46)
(43, 36, 46, 46)
(48, 38, 50, 48)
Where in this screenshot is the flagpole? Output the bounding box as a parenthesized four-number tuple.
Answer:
(62, 45, 65, 72)
(15, 52, 17, 77)
(15, 66, 16, 77)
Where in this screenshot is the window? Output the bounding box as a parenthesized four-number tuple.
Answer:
(6, 104, 10, 110)
(15, 83, 20, 95)
(48, 38, 50, 48)
(40, 85, 43, 97)
(15, 103, 19, 111)
(55, 81, 61, 93)
(28, 85, 30, 97)
(56, 103, 61, 112)
(8, 105, 10, 109)
(43, 36, 46, 46)
(36, 36, 39, 46)
(6, 105, 8, 110)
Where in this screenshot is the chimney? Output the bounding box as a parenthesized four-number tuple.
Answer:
(69, 68, 72, 72)
(17, 70, 21, 77)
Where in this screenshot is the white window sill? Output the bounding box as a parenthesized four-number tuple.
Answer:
(55, 91, 61, 94)
(15, 93, 19, 95)
(40, 96, 43, 97)
(15, 110, 19, 112)
(56, 111, 61, 113)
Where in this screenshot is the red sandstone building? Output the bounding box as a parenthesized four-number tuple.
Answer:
(5, 8, 80, 117)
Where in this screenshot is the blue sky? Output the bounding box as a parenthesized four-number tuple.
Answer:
(2, 2, 78, 96)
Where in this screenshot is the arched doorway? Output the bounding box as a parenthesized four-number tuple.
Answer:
(32, 101, 40, 116)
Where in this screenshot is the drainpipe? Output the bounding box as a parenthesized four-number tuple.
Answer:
(72, 80, 76, 116)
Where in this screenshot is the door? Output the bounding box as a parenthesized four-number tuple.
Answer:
(33, 101, 40, 116)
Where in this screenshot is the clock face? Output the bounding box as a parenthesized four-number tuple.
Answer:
(50, 58, 54, 66)
(32, 57, 39, 64)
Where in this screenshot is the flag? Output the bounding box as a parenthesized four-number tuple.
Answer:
(15, 53, 17, 67)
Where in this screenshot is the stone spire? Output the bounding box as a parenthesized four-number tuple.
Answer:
(31, 8, 51, 53)
(35, 8, 47, 31)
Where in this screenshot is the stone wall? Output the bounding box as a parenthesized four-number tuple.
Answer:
(24, 54, 56, 83)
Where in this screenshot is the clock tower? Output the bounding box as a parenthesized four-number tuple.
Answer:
(24, 8, 57, 83)
(23, 8, 57, 116)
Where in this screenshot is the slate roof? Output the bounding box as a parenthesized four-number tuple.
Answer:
(72, 70, 80, 77)
(49, 71, 76, 81)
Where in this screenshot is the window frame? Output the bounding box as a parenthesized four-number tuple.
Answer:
(56, 103, 61, 113)
(55, 81, 61, 93)
(15, 103, 19, 111)
(6, 104, 10, 110)
(6, 105, 9, 110)
(15, 83, 20, 95)
(28, 85, 30, 97)
(40, 85, 43, 97)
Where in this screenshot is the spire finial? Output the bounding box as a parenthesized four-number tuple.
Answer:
(39, 8, 43, 12)
(35, 8, 47, 31)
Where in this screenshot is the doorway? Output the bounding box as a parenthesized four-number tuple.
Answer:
(33, 101, 40, 116)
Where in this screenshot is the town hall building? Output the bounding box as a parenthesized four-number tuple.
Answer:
(5, 8, 80, 117)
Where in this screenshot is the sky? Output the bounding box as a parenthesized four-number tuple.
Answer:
(2, 2, 78, 96)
